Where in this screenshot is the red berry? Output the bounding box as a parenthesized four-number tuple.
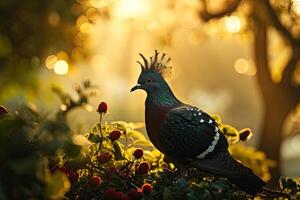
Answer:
(137, 161, 150, 175)
(97, 102, 108, 114)
(109, 130, 121, 141)
(103, 188, 126, 200)
(141, 183, 152, 194)
(239, 129, 252, 141)
(114, 191, 126, 200)
(68, 171, 79, 184)
(0, 105, 8, 115)
(89, 176, 102, 188)
(121, 196, 129, 200)
(120, 195, 130, 200)
(57, 166, 69, 175)
(133, 149, 143, 159)
(103, 188, 117, 199)
(98, 152, 112, 163)
(127, 189, 142, 200)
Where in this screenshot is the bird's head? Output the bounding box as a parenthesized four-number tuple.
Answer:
(130, 50, 172, 94)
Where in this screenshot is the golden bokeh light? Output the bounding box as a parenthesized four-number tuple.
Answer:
(80, 22, 94, 34)
(85, 104, 94, 112)
(225, 16, 241, 33)
(158, 9, 176, 27)
(234, 58, 249, 74)
(91, 54, 108, 72)
(86, 8, 100, 22)
(234, 59, 257, 76)
(60, 104, 68, 111)
(247, 65, 257, 76)
(292, 0, 300, 15)
(48, 12, 60, 27)
(90, 0, 110, 8)
(45, 55, 58, 69)
(54, 60, 69, 75)
(57, 51, 69, 60)
(76, 15, 89, 27)
(147, 21, 159, 31)
(114, 0, 150, 19)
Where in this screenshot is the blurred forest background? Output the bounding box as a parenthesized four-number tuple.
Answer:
(1, 0, 300, 186)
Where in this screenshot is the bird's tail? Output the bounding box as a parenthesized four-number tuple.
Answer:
(189, 151, 265, 195)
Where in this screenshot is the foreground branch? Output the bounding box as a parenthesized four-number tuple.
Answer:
(260, 0, 300, 89)
(199, 0, 242, 21)
(261, 0, 300, 45)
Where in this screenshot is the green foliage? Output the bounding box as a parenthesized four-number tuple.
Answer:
(0, 81, 94, 199)
(0, 104, 77, 199)
(0, 1, 108, 98)
(148, 173, 247, 200)
(0, 0, 79, 90)
(0, 82, 299, 200)
(280, 178, 300, 198)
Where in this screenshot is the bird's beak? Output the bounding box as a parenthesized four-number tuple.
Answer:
(130, 84, 142, 92)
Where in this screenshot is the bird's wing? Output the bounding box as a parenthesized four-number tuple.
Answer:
(189, 151, 265, 195)
(157, 105, 228, 158)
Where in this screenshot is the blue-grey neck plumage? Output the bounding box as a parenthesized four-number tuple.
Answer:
(145, 78, 181, 109)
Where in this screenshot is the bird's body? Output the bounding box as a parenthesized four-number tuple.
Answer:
(131, 51, 265, 195)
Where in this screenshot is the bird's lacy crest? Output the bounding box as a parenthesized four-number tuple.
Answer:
(137, 50, 172, 78)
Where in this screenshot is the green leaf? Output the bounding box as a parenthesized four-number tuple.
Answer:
(127, 130, 147, 140)
(177, 178, 189, 190)
(210, 180, 229, 191)
(63, 141, 81, 158)
(162, 187, 173, 200)
(200, 190, 212, 200)
(222, 125, 239, 136)
(280, 178, 298, 193)
(127, 139, 152, 149)
(16, 104, 41, 124)
(42, 121, 70, 133)
(0, 184, 7, 200)
(88, 133, 103, 143)
(45, 171, 70, 199)
(129, 122, 145, 129)
(143, 150, 158, 162)
(6, 155, 38, 175)
(43, 140, 61, 155)
(187, 190, 200, 200)
(112, 141, 125, 160)
(111, 121, 128, 132)
(91, 123, 100, 133)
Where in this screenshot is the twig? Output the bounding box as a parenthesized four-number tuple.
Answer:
(199, 0, 242, 21)
(262, 186, 292, 200)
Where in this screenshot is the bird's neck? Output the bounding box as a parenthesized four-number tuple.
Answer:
(145, 84, 181, 151)
(146, 84, 181, 109)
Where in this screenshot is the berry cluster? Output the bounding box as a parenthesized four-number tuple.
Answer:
(62, 102, 157, 199)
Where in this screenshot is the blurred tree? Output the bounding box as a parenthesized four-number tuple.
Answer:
(199, 0, 300, 186)
(0, 0, 109, 97)
(0, 1, 76, 90)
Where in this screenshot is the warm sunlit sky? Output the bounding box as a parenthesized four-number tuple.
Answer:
(20, 0, 300, 176)
(45, 0, 261, 140)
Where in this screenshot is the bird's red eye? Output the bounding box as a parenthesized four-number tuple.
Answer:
(146, 78, 152, 84)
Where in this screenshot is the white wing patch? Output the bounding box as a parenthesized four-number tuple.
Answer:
(184, 107, 220, 159)
(196, 131, 220, 159)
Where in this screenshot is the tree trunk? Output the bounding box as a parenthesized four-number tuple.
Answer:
(252, 1, 299, 187)
(259, 95, 294, 187)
